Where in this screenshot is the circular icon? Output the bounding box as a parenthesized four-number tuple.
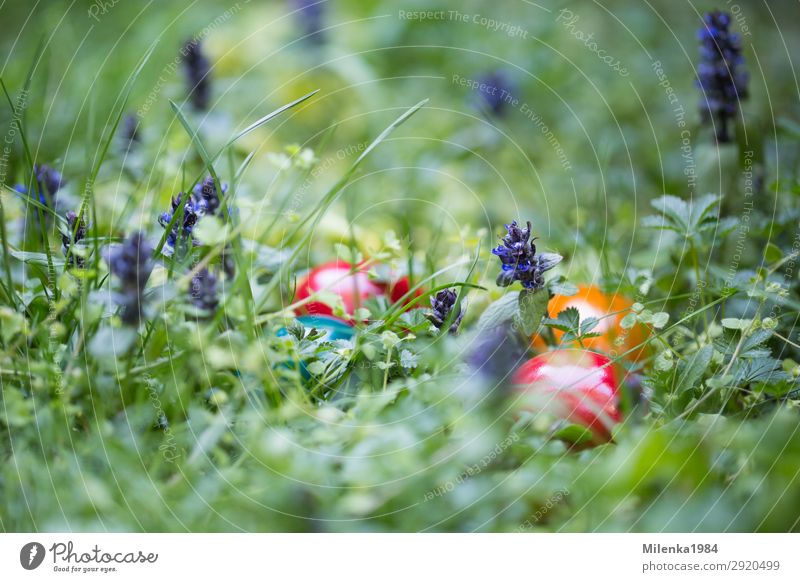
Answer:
(20, 542, 46, 570)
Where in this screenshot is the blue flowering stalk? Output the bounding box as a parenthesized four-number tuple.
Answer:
(475, 71, 516, 116)
(191, 176, 226, 216)
(61, 211, 86, 268)
(221, 248, 236, 280)
(189, 268, 219, 317)
(492, 220, 561, 289)
(120, 114, 140, 146)
(158, 193, 199, 256)
(427, 289, 464, 334)
(14, 164, 64, 205)
(182, 39, 211, 110)
(104, 232, 154, 325)
(696, 11, 748, 143)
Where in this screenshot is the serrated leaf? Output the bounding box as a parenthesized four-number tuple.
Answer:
(739, 329, 774, 357)
(287, 320, 305, 340)
(645, 194, 722, 241)
(641, 214, 682, 233)
(637, 309, 655, 325)
(580, 317, 600, 335)
(543, 306, 581, 332)
(731, 358, 789, 385)
(649, 195, 690, 230)
(688, 193, 721, 229)
(714, 329, 772, 359)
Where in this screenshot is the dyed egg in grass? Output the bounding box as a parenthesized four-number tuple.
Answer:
(512, 349, 622, 444)
(540, 284, 648, 361)
(386, 275, 425, 306)
(295, 260, 386, 322)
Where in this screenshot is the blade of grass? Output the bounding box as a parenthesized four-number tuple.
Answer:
(157, 91, 317, 256)
(384, 282, 487, 328)
(215, 89, 318, 156)
(226, 146, 256, 338)
(254, 99, 429, 313)
(259, 124, 337, 240)
(381, 244, 480, 325)
(66, 44, 157, 279)
(234, 151, 256, 183)
(0, 48, 59, 301)
(442, 241, 481, 332)
(0, 190, 14, 306)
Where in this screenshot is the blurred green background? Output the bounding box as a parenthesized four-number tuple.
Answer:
(2, 0, 798, 270)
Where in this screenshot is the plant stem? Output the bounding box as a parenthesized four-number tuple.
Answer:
(382, 347, 392, 391)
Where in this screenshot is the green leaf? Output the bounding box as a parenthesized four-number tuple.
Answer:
(721, 318, 752, 331)
(676, 345, 713, 393)
(654, 351, 674, 372)
(193, 216, 228, 246)
(647, 195, 690, 231)
(89, 327, 138, 360)
(649, 312, 669, 329)
(477, 291, 520, 331)
(0, 387, 34, 428)
(731, 358, 789, 385)
(644, 194, 721, 241)
(552, 423, 595, 445)
(620, 312, 637, 330)
(544, 306, 581, 333)
(580, 317, 600, 335)
(548, 278, 578, 297)
(765, 243, 783, 264)
(714, 329, 772, 359)
(544, 306, 600, 343)
(688, 194, 721, 230)
(517, 288, 549, 336)
(306, 361, 326, 376)
(9, 249, 66, 268)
